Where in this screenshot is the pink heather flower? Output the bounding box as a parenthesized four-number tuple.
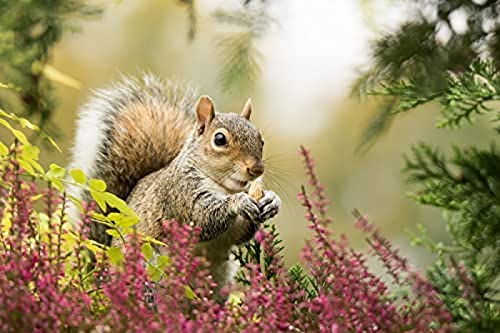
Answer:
(255, 229, 265, 244)
(0, 144, 455, 332)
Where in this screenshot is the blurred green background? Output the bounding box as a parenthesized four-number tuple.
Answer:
(2, 0, 493, 268)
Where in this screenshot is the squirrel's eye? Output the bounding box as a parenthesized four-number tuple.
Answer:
(214, 132, 227, 146)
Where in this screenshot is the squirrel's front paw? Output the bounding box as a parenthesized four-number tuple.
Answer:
(234, 193, 262, 223)
(258, 190, 281, 221)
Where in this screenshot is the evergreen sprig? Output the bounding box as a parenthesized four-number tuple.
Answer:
(398, 65, 500, 333)
(214, 2, 273, 92)
(405, 143, 500, 251)
(287, 263, 318, 299)
(232, 221, 285, 284)
(439, 60, 500, 128)
(355, 0, 500, 141)
(358, 1, 500, 330)
(367, 60, 500, 131)
(0, 0, 101, 133)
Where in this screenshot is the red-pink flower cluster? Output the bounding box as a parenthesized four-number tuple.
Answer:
(0, 147, 457, 332)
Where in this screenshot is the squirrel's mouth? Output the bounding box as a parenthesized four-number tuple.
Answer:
(222, 177, 249, 193)
(231, 178, 248, 188)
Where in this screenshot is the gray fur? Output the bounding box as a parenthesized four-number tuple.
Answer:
(71, 73, 281, 291)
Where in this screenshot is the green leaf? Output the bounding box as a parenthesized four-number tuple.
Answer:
(148, 262, 161, 281)
(0, 142, 8, 155)
(30, 194, 44, 202)
(45, 164, 66, 190)
(227, 291, 244, 306)
(157, 255, 171, 269)
(107, 247, 124, 266)
(52, 179, 64, 191)
(89, 179, 106, 192)
(0, 118, 29, 145)
(0, 109, 61, 152)
(90, 212, 110, 223)
(47, 163, 66, 179)
(102, 192, 138, 218)
(90, 191, 107, 211)
(17, 144, 44, 175)
(105, 229, 121, 238)
(18, 159, 35, 175)
(184, 285, 199, 300)
(42, 64, 82, 90)
(108, 212, 139, 228)
(141, 242, 154, 261)
(117, 215, 139, 228)
(82, 239, 105, 256)
(70, 168, 86, 184)
(30, 160, 45, 174)
(143, 236, 168, 247)
(21, 144, 39, 160)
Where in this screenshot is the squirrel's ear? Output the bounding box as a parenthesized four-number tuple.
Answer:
(241, 98, 252, 120)
(196, 95, 215, 135)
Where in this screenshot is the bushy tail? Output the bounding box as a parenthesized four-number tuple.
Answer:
(69, 74, 198, 243)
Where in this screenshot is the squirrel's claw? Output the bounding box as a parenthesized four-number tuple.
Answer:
(259, 190, 281, 221)
(235, 193, 262, 224)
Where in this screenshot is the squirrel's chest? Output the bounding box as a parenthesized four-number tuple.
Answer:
(202, 178, 236, 196)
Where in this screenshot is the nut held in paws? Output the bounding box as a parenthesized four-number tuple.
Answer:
(248, 178, 264, 201)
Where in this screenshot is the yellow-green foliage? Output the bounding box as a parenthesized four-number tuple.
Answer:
(0, 106, 170, 283)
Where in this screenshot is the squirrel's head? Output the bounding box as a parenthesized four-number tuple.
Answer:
(193, 95, 264, 193)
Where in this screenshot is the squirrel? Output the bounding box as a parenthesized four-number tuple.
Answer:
(70, 74, 281, 289)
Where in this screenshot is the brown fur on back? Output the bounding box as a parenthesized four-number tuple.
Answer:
(104, 102, 194, 199)
(72, 75, 198, 245)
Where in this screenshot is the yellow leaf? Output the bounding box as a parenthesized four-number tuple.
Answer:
(0, 118, 28, 144)
(141, 242, 154, 260)
(83, 239, 106, 256)
(184, 285, 199, 300)
(156, 255, 171, 268)
(120, 227, 133, 235)
(143, 236, 167, 247)
(47, 163, 66, 179)
(89, 179, 106, 192)
(45, 136, 62, 152)
(29, 160, 45, 174)
(21, 144, 39, 160)
(52, 179, 64, 191)
(0, 109, 61, 152)
(42, 64, 81, 90)
(18, 118, 39, 131)
(18, 159, 35, 175)
(109, 212, 138, 228)
(102, 192, 138, 218)
(37, 212, 50, 235)
(70, 168, 86, 184)
(105, 229, 120, 238)
(1, 210, 12, 233)
(107, 247, 124, 266)
(0, 142, 8, 155)
(62, 232, 78, 251)
(227, 291, 244, 306)
(149, 263, 163, 281)
(90, 191, 107, 211)
(31, 194, 44, 202)
(91, 212, 110, 223)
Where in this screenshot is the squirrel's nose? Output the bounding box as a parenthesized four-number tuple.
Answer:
(247, 160, 264, 178)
